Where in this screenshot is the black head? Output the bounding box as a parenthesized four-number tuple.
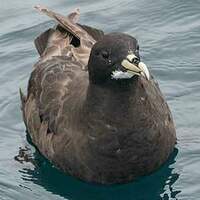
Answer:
(88, 33, 149, 85)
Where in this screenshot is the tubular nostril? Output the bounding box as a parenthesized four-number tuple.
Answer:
(132, 57, 140, 65)
(127, 54, 140, 65)
(101, 50, 109, 59)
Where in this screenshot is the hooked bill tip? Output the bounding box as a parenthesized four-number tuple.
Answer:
(138, 62, 150, 80)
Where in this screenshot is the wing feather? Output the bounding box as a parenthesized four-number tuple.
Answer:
(21, 7, 99, 158)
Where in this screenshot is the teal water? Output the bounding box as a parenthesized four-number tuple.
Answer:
(0, 0, 200, 199)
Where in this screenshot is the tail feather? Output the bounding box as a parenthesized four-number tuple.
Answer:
(19, 88, 28, 128)
(34, 5, 95, 45)
(34, 28, 55, 56)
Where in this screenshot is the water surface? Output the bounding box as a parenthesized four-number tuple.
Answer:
(0, 0, 200, 199)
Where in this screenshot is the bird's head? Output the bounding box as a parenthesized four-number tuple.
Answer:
(88, 33, 150, 85)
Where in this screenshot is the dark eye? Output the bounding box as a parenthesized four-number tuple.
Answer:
(101, 50, 109, 59)
(136, 45, 139, 51)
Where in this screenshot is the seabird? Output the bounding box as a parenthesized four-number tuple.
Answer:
(20, 5, 176, 184)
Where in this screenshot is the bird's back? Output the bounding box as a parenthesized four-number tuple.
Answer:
(20, 6, 104, 161)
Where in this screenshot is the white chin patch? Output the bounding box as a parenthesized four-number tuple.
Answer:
(111, 70, 134, 80)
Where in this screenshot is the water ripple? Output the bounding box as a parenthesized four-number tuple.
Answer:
(0, 0, 200, 199)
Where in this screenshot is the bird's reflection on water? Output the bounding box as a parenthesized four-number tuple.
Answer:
(16, 135, 180, 200)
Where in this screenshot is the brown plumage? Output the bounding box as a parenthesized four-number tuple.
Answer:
(20, 5, 176, 184)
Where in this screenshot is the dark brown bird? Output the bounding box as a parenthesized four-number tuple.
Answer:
(20, 5, 176, 184)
